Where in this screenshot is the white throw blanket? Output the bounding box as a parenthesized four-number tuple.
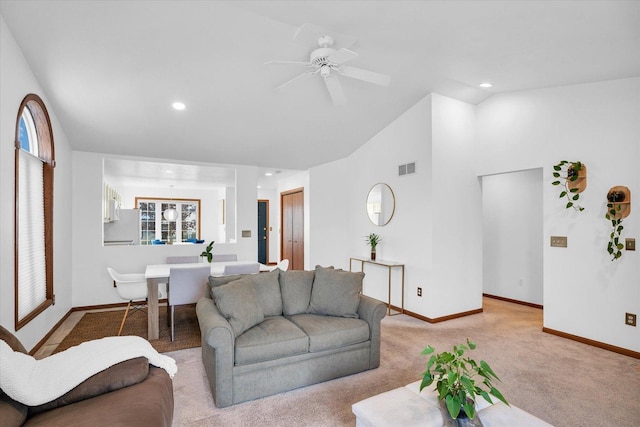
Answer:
(0, 335, 177, 406)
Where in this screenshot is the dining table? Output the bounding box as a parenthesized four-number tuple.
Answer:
(144, 261, 270, 340)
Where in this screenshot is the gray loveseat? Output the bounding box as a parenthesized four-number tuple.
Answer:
(196, 265, 387, 407)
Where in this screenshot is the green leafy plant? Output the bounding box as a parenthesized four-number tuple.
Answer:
(199, 240, 215, 263)
(552, 160, 584, 211)
(420, 340, 509, 420)
(605, 205, 624, 261)
(365, 233, 381, 251)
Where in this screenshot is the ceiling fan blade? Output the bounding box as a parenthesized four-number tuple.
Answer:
(340, 65, 391, 86)
(327, 48, 358, 65)
(264, 60, 312, 66)
(324, 75, 346, 105)
(273, 70, 318, 91)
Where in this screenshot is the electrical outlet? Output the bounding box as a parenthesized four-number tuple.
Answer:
(626, 238, 636, 251)
(626, 313, 637, 327)
(550, 236, 567, 247)
(417, 287, 422, 297)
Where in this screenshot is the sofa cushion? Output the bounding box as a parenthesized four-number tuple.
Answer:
(235, 316, 309, 365)
(307, 266, 364, 318)
(0, 390, 27, 427)
(211, 278, 265, 337)
(246, 269, 282, 317)
(279, 270, 315, 315)
(288, 314, 370, 353)
(28, 357, 149, 415)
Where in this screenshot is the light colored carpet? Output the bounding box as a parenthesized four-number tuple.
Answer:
(165, 298, 640, 426)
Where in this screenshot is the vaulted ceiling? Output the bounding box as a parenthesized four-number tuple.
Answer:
(2, 1, 639, 171)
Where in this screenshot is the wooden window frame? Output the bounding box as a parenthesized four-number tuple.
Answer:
(14, 94, 55, 330)
(135, 197, 201, 244)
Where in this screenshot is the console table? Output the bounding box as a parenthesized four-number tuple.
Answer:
(349, 257, 404, 316)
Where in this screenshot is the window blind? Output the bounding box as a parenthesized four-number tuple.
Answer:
(17, 149, 46, 321)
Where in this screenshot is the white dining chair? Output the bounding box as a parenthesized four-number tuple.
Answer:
(222, 262, 260, 276)
(212, 254, 238, 262)
(107, 268, 148, 336)
(167, 266, 211, 341)
(270, 259, 290, 272)
(166, 256, 199, 264)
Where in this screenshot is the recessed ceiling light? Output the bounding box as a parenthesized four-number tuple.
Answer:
(479, 82, 493, 88)
(265, 172, 273, 176)
(257, 185, 262, 189)
(172, 102, 186, 110)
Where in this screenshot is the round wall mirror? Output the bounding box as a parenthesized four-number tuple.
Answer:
(366, 183, 396, 226)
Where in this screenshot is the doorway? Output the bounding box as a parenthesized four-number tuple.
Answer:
(481, 168, 543, 306)
(258, 200, 269, 265)
(281, 188, 304, 270)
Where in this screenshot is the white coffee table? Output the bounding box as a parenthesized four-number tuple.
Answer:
(352, 381, 553, 427)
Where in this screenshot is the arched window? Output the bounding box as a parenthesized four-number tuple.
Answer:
(14, 94, 55, 330)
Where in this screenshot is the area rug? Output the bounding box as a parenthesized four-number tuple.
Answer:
(53, 305, 200, 354)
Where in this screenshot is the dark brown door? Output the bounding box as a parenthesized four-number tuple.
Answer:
(281, 188, 304, 270)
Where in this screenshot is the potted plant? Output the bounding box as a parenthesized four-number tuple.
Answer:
(199, 240, 215, 263)
(365, 233, 381, 261)
(551, 160, 585, 211)
(420, 340, 509, 424)
(605, 204, 624, 261)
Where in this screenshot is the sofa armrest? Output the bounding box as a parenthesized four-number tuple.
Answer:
(357, 294, 387, 369)
(195, 297, 235, 408)
(196, 296, 235, 347)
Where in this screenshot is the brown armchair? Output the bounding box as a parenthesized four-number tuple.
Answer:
(0, 325, 174, 426)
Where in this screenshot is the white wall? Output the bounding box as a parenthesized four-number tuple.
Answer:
(482, 169, 543, 305)
(428, 94, 482, 317)
(477, 77, 640, 352)
(310, 96, 436, 316)
(308, 94, 480, 320)
(0, 17, 73, 351)
(308, 158, 351, 268)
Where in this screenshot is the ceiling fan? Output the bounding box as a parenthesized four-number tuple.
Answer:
(265, 35, 391, 105)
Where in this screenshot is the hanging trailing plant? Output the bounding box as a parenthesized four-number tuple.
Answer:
(551, 160, 585, 211)
(605, 192, 625, 261)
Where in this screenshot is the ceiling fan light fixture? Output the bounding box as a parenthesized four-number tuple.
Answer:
(320, 65, 331, 78)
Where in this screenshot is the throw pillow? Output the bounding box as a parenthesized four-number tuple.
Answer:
(279, 270, 315, 316)
(211, 278, 265, 336)
(247, 269, 282, 317)
(208, 274, 244, 298)
(307, 265, 364, 318)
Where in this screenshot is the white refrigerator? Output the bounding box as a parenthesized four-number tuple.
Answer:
(104, 209, 140, 245)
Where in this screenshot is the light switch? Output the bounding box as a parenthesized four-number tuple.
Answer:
(550, 236, 567, 247)
(242, 230, 251, 238)
(626, 238, 636, 251)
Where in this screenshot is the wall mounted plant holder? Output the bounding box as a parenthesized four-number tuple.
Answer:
(605, 185, 630, 261)
(552, 160, 586, 211)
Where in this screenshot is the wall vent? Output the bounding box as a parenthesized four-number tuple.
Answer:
(398, 162, 416, 176)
